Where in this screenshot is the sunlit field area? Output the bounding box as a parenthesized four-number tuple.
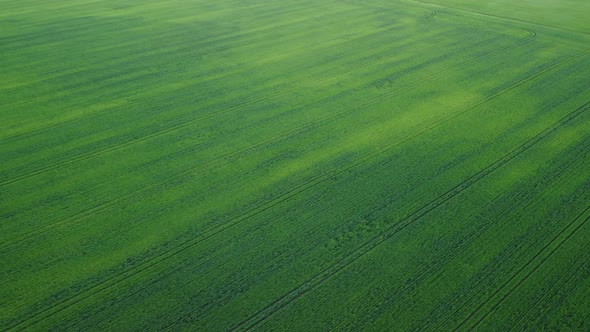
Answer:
(1, 0, 589, 330)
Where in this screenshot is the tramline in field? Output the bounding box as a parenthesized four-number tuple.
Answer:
(1, 0, 589, 330)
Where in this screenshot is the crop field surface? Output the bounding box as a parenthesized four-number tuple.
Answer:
(1, 0, 589, 330)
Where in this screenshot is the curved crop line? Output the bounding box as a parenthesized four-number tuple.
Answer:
(0, 27, 495, 249)
(408, 0, 590, 37)
(9, 37, 581, 332)
(0, 25, 462, 186)
(456, 205, 590, 331)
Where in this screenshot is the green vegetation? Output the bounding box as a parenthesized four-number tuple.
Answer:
(1, 0, 589, 330)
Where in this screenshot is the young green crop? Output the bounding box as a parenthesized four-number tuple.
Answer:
(1, 0, 589, 330)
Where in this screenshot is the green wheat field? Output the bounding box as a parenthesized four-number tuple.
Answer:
(1, 0, 589, 330)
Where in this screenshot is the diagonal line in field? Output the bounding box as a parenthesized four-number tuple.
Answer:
(406, 0, 590, 37)
(0, 23, 466, 186)
(3, 34, 556, 332)
(0, 1, 371, 116)
(0, 29, 520, 250)
(231, 99, 590, 331)
(456, 205, 590, 331)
